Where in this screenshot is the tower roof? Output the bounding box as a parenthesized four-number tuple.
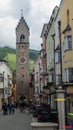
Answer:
(16, 14, 29, 31)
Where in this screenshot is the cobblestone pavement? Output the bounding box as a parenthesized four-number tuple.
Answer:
(0, 109, 32, 130)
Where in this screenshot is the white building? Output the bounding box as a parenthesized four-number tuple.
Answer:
(0, 60, 12, 109)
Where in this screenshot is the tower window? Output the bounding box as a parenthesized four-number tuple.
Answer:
(21, 81, 23, 84)
(20, 34, 25, 42)
(22, 75, 24, 77)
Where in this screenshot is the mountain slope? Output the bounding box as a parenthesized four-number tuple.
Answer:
(0, 46, 39, 73)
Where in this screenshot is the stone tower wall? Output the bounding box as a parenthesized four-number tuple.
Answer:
(16, 17, 29, 101)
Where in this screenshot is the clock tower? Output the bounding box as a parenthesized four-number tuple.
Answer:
(15, 14, 29, 101)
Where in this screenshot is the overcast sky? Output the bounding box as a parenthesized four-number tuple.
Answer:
(0, 0, 61, 50)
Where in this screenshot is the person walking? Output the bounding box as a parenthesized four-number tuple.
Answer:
(2, 102, 8, 115)
(12, 102, 15, 114)
(7, 102, 13, 115)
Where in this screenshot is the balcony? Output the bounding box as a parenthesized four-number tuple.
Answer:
(63, 81, 73, 86)
(64, 67, 73, 85)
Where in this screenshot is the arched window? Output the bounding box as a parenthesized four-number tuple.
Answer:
(20, 34, 25, 42)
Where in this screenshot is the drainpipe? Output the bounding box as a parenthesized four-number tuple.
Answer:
(58, 21, 62, 85)
(51, 34, 56, 90)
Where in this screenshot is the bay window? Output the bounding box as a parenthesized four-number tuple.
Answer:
(64, 68, 73, 82)
(64, 35, 72, 51)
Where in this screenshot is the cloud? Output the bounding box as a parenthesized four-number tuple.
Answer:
(28, 0, 61, 50)
(0, 0, 12, 10)
(0, 0, 61, 50)
(11, 0, 31, 18)
(0, 16, 18, 48)
(0, 0, 12, 17)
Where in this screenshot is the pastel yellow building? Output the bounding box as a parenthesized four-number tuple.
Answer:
(12, 83, 16, 102)
(61, 0, 73, 113)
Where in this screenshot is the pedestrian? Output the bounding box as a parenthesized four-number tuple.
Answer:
(12, 102, 15, 114)
(2, 102, 8, 115)
(7, 102, 13, 115)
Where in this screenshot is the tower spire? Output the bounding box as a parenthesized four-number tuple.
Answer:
(21, 9, 23, 18)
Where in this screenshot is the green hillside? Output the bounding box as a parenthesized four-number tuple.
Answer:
(5, 53, 16, 70)
(0, 46, 39, 73)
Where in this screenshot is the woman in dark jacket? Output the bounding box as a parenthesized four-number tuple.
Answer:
(2, 103, 8, 115)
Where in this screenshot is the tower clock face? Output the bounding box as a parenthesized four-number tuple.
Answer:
(19, 47, 27, 64)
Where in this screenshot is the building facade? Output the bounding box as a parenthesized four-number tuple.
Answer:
(40, 23, 49, 103)
(34, 54, 41, 104)
(45, 6, 59, 109)
(60, 0, 73, 113)
(55, 3, 61, 87)
(0, 60, 12, 109)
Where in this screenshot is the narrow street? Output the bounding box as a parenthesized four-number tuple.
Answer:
(0, 109, 32, 130)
